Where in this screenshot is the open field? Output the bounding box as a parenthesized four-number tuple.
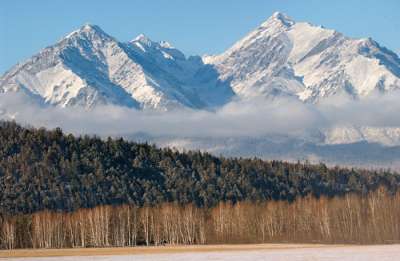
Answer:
(1, 244, 400, 260)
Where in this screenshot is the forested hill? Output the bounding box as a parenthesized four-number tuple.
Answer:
(0, 121, 399, 215)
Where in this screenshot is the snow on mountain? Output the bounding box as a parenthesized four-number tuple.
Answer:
(2, 14, 400, 110)
(0, 24, 141, 108)
(324, 126, 400, 146)
(205, 12, 400, 102)
(0, 24, 233, 110)
(132, 133, 400, 169)
(126, 34, 234, 109)
(2, 13, 400, 152)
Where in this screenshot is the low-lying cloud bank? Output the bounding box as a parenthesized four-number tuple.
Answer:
(1, 91, 400, 141)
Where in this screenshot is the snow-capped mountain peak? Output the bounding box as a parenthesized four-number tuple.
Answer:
(207, 12, 400, 102)
(159, 41, 173, 49)
(132, 33, 153, 46)
(2, 12, 400, 158)
(131, 34, 173, 50)
(63, 23, 113, 43)
(129, 34, 184, 60)
(1, 13, 400, 111)
(79, 23, 104, 33)
(0, 23, 235, 110)
(262, 11, 295, 27)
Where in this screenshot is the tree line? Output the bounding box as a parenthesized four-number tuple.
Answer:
(1, 187, 400, 249)
(1, 121, 400, 248)
(0, 121, 399, 216)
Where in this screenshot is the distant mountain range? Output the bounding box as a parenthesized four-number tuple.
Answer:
(0, 24, 233, 111)
(2, 12, 400, 110)
(1, 12, 400, 167)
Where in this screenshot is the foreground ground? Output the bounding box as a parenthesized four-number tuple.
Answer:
(1, 244, 400, 260)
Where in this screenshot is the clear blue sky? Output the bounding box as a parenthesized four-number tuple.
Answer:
(1, 0, 399, 74)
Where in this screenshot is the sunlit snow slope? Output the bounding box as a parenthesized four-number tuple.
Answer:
(205, 12, 400, 102)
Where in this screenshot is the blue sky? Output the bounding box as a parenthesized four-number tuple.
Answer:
(1, 0, 399, 74)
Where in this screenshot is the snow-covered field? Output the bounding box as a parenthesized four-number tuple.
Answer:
(7, 245, 400, 261)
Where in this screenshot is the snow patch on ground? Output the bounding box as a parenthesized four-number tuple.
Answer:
(10, 245, 400, 261)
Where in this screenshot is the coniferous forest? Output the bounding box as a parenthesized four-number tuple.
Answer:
(1, 121, 400, 248)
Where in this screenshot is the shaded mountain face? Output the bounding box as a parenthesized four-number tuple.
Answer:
(0, 25, 233, 111)
(1, 12, 400, 111)
(0, 25, 141, 109)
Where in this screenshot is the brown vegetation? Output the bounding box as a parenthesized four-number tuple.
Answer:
(1, 187, 399, 249)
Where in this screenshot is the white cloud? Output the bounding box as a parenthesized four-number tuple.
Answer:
(1, 91, 400, 140)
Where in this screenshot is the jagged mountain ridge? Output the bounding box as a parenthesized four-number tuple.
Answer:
(2, 12, 400, 154)
(0, 24, 233, 110)
(205, 12, 400, 102)
(1, 12, 400, 110)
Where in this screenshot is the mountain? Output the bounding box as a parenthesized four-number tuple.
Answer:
(2, 13, 400, 109)
(1, 13, 400, 166)
(143, 134, 400, 169)
(205, 12, 400, 102)
(0, 24, 233, 110)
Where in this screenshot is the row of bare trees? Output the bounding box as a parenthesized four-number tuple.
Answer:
(1, 187, 400, 249)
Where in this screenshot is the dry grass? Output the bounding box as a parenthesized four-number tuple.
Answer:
(0, 243, 347, 258)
